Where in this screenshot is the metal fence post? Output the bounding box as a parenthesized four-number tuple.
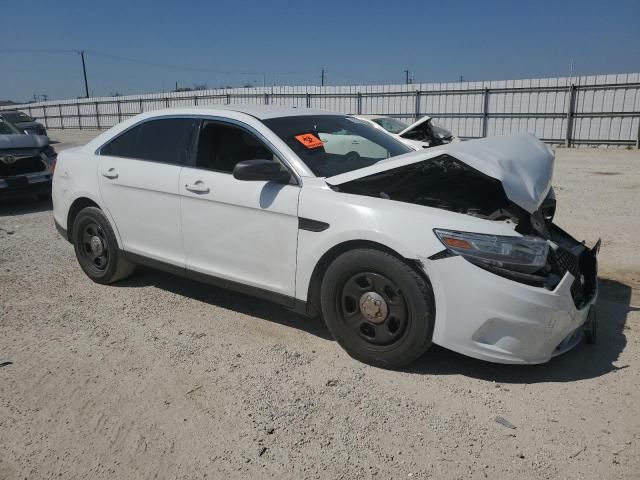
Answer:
(165, 97, 170, 108)
(306, 92, 311, 108)
(59, 104, 64, 129)
(42, 105, 48, 129)
(482, 88, 490, 138)
(414, 91, 421, 121)
(565, 84, 577, 147)
(27, 106, 33, 119)
(95, 102, 101, 129)
(357, 92, 362, 115)
(194, 95, 198, 106)
(77, 102, 82, 129)
(226, 94, 231, 105)
(139, 98, 143, 114)
(117, 100, 122, 123)
(264, 92, 269, 105)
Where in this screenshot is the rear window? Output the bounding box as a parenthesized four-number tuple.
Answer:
(101, 118, 196, 165)
(2, 111, 32, 123)
(263, 115, 411, 177)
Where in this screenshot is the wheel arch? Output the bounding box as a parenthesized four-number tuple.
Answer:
(303, 239, 429, 318)
(66, 196, 123, 248)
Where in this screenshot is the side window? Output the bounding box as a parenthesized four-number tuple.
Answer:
(196, 121, 275, 173)
(135, 118, 195, 164)
(101, 118, 196, 165)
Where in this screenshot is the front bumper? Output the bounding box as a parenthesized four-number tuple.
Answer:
(0, 172, 52, 199)
(425, 241, 598, 364)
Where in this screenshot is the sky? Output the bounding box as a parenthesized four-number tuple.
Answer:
(1, 0, 639, 102)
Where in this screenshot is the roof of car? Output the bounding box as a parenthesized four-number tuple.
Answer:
(144, 105, 339, 120)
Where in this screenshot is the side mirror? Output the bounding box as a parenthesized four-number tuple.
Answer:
(233, 159, 292, 183)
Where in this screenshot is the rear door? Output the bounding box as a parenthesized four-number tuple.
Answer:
(98, 117, 197, 267)
(179, 119, 300, 301)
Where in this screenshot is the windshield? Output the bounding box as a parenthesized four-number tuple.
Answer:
(0, 119, 21, 135)
(263, 115, 412, 177)
(2, 111, 32, 123)
(371, 117, 409, 134)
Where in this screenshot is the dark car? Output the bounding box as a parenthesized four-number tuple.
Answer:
(0, 110, 48, 137)
(0, 118, 56, 199)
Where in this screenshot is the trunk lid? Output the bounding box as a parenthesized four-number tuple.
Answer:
(325, 133, 554, 214)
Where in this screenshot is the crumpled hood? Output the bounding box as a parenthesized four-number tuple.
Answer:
(0, 134, 49, 149)
(397, 115, 431, 137)
(325, 133, 554, 214)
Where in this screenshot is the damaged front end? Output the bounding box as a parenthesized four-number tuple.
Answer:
(329, 150, 598, 309)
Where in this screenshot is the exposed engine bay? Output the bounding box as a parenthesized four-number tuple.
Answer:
(333, 155, 530, 224)
(332, 154, 597, 303)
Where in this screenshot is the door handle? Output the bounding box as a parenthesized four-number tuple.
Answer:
(102, 168, 118, 179)
(185, 181, 210, 194)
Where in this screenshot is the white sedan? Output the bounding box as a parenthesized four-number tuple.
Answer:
(52, 106, 598, 367)
(354, 114, 459, 150)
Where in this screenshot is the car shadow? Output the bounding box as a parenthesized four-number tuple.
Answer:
(406, 278, 635, 383)
(114, 267, 634, 382)
(0, 196, 52, 216)
(114, 267, 333, 341)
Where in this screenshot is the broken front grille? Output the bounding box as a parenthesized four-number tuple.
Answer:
(0, 156, 46, 178)
(550, 247, 597, 309)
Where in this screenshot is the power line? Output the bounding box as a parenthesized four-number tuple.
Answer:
(85, 50, 314, 77)
(0, 48, 315, 77)
(0, 48, 77, 54)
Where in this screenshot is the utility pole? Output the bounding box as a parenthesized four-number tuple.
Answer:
(320, 68, 325, 87)
(80, 50, 89, 98)
(404, 69, 410, 85)
(569, 58, 575, 82)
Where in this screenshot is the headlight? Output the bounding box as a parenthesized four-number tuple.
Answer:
(434, 229, 549, 274)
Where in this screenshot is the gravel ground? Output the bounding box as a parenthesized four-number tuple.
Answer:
(1, 130, 638, 479)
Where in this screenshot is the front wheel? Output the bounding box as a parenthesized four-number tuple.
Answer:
(320, 248, 435, 368)
(72, 206, 135, 284)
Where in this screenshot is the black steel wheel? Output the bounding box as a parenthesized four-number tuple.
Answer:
(72, 206, 135, 284)
(79, 221, 110, 272)
(321, 248, 435, 368)
(339, 272, 408, 346)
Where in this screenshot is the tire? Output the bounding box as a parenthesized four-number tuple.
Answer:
(584, 308, 597, 344)
(71, 206, 135, 284)
(320, 248, 435, 368)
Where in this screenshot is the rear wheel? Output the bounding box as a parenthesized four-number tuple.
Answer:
(72, 206, 135, 284)
(320, 248, 435, 368)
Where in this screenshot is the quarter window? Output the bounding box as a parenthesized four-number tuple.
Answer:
(101, 118, 196, 165)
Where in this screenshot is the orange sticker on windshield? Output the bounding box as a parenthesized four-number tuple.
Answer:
(295, 133, 324, 149)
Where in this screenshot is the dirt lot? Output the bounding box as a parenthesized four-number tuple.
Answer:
(1, 130, 639, 479)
